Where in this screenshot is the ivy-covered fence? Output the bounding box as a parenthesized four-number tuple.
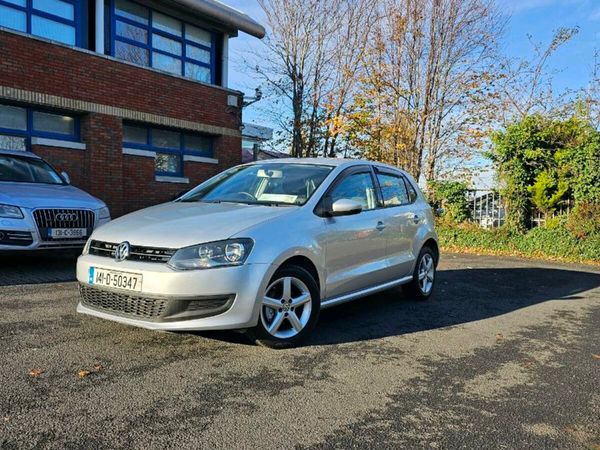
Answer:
(429, 113, 600, 263)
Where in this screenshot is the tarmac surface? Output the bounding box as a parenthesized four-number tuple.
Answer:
(1, 253, 599, 449)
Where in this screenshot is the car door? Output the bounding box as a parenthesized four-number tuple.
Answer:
(319, 166, 389, 299)
(374, 168, 420, 278)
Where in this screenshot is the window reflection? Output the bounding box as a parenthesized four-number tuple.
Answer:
(115, 41, 149, 66)
(0, 135, 27, 152)
(155, 153, 181, 175)
(112, 0, 214, 83)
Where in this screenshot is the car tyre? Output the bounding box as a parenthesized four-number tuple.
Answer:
(404, 246, 436, 300)
(248, 265, 320, 349)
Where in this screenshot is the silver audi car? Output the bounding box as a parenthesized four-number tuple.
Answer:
(77, 158, 439, 348)
(0, 150, 111, 251)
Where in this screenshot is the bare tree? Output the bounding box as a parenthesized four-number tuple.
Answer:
(253, 0, 376, 157)
(489, 27, 579, 125)
(341, 0, 503, 181)
(581, 49, 600, 129)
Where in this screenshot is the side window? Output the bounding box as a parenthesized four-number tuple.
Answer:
(330, 172, 377, 211)
(376, 172, 409, 206)
(405, 178, 418, 203)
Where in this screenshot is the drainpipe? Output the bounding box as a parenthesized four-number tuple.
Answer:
(95, 0, 105, 54)
(222, 33, 229, 88)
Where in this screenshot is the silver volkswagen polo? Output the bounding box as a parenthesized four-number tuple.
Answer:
(77, 158, 439, 348)
(0, 150, 110, 251)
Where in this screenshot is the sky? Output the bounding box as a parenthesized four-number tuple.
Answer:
(224, 0, 599, 186)
(226, 0, 599, 123)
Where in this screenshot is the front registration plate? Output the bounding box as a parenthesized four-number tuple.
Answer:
(50, 228, 86, 239)
(88, 267, 143, 292)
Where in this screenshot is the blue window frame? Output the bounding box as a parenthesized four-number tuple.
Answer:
(122, 123, 214, 177)
(0, 0, 83, 47)
(0, 103, 80, 152)
(110, 0, 216, 84)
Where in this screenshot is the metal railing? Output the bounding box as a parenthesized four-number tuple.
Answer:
(465, 190, 573, 229)
(466, 190, 505, 229)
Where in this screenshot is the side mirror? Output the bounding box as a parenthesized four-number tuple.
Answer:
(61, 171, 71, 184)
(330, 199, 363, 217)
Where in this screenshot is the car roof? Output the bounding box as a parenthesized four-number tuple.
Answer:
(0, 149, 42, 159)
(248, 157, 411, 175)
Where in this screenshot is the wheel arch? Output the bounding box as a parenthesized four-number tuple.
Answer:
(422, 238, 440, 266)
(277, 255, 322, 295)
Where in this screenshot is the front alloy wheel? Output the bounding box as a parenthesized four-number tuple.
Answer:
(249, 265, 320, 348)
(261, 276, 312, 339)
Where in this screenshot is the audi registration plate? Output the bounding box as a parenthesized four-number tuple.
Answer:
(88, 267, 143, 292)
(49, 228, 86, 239)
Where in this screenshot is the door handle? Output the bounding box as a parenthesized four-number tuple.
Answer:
(376, 221, 386, 231)
(412, 214, 420, 224)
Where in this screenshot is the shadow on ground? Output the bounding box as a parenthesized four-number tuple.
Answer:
(0, 252, 78, 286)
(308, 267, 600, 345)
(199, 266, 600, 347)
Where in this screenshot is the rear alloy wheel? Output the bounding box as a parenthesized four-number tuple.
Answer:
(404, 247, 436, 300)
(249, 266, 320, 348)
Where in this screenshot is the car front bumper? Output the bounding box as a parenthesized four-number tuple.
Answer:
(76, 254, 274, 331)
(0, 215, 110, 251)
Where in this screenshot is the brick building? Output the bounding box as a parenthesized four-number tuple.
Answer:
(0, 0, 264, 216)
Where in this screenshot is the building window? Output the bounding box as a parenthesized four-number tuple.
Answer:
(122, 123, 214, 177)
(0, 0, 82, 46)
(111, 0, 215, 84)
(0, 103, 80, 151)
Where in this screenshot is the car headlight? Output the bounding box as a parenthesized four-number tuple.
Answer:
(168, 238, 254, 270)
(0, 204, 24, 219)
(82, 237, 93, 255)
(98, 206, 111, 220)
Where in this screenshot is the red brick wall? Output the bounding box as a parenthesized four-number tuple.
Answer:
(121, 134, 242, 215)
(32, 145, 87, 189)
(0, 31, 240, 128)
(31, 116, 242, 217)
(1, 31, 244, 217)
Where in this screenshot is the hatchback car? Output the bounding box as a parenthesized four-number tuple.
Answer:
(77, 159, 439, 347)
(0, 150, 111, 251)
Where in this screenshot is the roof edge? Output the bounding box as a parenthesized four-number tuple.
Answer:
(169, 0, 266, 38)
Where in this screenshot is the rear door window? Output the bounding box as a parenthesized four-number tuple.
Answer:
(376, 172, 410, 207)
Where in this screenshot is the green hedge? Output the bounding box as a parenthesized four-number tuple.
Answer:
(437, 224, 600, 263)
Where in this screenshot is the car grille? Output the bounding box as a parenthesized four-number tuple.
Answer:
(0, 230, 33, 247)
(33, 209, 95, 241)
(79, 284, 168, 319)
(89, 240, 176, 263)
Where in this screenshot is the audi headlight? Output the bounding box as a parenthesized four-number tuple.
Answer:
(168, 239, 254, 270)
(98, 206, 111, 220)
(0, 204, 24, 219)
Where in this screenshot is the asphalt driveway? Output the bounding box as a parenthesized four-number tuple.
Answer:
(0, 253, 599, 449)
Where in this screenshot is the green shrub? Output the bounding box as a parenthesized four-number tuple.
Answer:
(428, 180, 470, 223)
(438, 222, 600, 263)
(489, 114, 600, 231)
(528, 170, 569, 213)
(566, 202, 600, 238)
(543, 213, 567, 230)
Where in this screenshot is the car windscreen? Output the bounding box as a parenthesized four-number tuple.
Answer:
(0, 155, 65, 185)
(180, 163, 334, 206)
